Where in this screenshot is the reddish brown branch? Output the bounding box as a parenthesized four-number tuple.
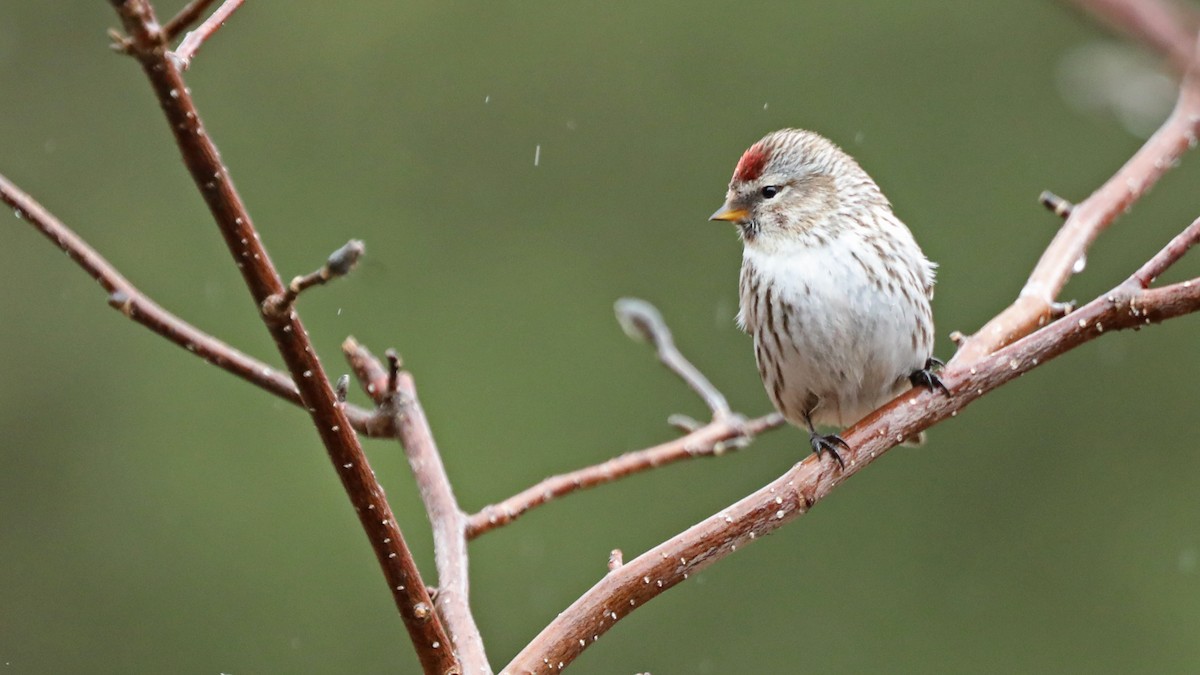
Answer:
(1131, 216, 1200, 287)
(0, 172, 380, 435)
(343, 339, 490, 672)
(263, 239, 365, 318)
(108, 2, 457, 672)
(162, 0, 219, 42)
(169, 0, 244, 70)
(504, 219, 1200, 673)
(466, 299, 785, 539)
(33, 3, 1200, 672)
(466, 413, 784, 539)
(505, 24, 1200, 671)
(952, 30, 1200, 363)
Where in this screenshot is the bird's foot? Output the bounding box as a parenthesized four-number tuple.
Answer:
(909, 357, 949, 395)
(809, 431, 849, 469)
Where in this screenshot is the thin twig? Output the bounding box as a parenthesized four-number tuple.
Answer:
(615, 298, 734, 420)
(0, 172, 382, 434)
(108, 2, 457, 672)
(162, 0, 219, 42)
(1038, 190, 1074, 219)
(1129, 216, 1200, 288)
(952, 30, 1200, 364)
(463, 298, 785, 539)
(386, 348, 402, 395)
(466, 413, 784, 539)
(503, 215, 1200, 673)
(343, 339, 491, 674)
(169, 0, 245, 70)
(262, 239, 364, 318)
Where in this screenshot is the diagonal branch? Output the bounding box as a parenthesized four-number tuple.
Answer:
(465, 413, 783, 539)
(952, 29, 1200, 363)
(465, 299, 785, 539)
(0, 173, 379, 435)
(162, 0, 219, 42)
(1065, 0, 1200, 72)
(107, 2, 457, 672)
(505, 21, 1200, 673)
(1130, 216, 1200, 287)
(615, 298, 735, 420)
(503, 214, 1200, 672)
(169, 0, 245, 70)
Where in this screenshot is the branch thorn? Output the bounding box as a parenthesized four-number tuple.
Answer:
(667, 414, 702, 434)
(386, 348, 402, 395)
(1039, 190, 1074, 219)
(107, 28, 133, 53)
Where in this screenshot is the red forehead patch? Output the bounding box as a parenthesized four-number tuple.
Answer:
(733, 142, 770, 182)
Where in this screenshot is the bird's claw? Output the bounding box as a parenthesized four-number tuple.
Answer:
(810, 431, 849, 469)
(910, 357, 949, 395)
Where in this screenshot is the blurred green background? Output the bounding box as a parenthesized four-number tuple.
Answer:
(3, 1, 1200, 672)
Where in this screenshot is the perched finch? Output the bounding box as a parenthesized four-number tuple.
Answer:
(710, 129, 944, 467)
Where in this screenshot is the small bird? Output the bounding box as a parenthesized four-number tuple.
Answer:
(710, 129, 944, 467)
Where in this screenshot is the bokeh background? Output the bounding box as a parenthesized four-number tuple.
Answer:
(3, 1, 1200, 672)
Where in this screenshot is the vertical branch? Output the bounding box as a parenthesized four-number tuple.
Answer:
(342, 338, 492, 673)
(394, 373, 490, 673)
(107, 2, 457, 672)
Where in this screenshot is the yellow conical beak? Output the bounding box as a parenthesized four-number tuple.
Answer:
(709, 204, 749, 222)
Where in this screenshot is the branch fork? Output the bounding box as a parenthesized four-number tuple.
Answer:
(10, 2, 1200, 673)
(262, 238, 365, 319)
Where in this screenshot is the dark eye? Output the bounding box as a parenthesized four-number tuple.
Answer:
(760, 185, 781, 199)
